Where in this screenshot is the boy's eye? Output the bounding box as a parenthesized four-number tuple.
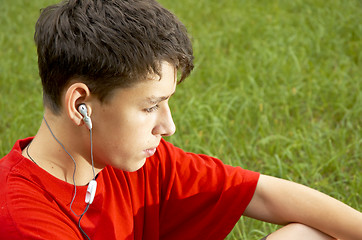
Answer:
(145, 105, 160, 113)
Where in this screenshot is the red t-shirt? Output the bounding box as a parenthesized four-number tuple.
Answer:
(0, 137, 259, 240)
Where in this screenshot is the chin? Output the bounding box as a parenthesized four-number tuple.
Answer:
(118, 158, 147, 172)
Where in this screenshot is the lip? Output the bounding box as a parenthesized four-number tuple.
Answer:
(144, 148, 157, 158)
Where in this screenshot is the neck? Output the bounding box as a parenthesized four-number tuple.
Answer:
(23, 115, 102, 185)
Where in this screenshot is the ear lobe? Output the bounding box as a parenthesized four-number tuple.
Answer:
(64, 82, 91, 127)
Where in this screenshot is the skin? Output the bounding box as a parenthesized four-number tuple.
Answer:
(267, 223, 335, 240)
(89, 62, 177, 172)
(22, 61, 362, 239)
(23, 61, 177, 185)
(244, 175, 362, 239)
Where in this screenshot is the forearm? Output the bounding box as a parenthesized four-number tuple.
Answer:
(244, 175, 362, 240)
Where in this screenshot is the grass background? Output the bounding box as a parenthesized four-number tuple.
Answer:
(0, 0, 361, 239)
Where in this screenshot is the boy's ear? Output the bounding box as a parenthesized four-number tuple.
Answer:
(64, 82, 92, 127)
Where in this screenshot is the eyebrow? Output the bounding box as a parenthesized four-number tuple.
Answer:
(146, 92, 176, 104)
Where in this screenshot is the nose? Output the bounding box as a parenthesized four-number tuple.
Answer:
(152, 104, 176, 137)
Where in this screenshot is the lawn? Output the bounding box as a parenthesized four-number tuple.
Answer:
(0, 0, 361, 239)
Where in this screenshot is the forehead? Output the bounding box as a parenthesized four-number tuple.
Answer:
(108, 62, 177, 103)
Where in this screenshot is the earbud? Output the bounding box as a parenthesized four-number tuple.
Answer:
(78, 104, 92, 130)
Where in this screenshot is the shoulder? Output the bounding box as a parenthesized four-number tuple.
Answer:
(153, 138, 260, 192)
(0, 138, 81, 239)
(0, 138, 35, 209)
(156, 138, 259, 175)
(0, 138, 40, 238)
(155, 140, 260, 239)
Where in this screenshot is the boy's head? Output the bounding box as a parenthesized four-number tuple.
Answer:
(35, 0, 194, 114)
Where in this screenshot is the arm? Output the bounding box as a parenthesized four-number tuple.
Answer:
(267, 223, 335, 240)
(244, 174, 362, 240)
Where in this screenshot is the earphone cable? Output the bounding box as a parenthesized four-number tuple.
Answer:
(90, 128, 95, 180)
(43, 116, 95, 239)
(43, 117, 95, 213)
(43, 117, 80, 216)
(78, 203, 91, 240)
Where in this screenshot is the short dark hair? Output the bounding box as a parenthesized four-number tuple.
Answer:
(35, 0, 194, 114)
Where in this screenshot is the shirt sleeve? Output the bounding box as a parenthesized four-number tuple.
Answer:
(157, 139, 260, 240)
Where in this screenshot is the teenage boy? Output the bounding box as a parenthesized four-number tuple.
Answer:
(0, 0, 361, 239)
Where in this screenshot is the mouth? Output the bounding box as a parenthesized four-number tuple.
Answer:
(144, 148, 157, 158)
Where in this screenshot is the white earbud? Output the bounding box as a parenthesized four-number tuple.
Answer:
(78, 104, 92, 130)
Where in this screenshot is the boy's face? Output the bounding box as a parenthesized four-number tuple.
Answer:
(91, 61, 177, 171)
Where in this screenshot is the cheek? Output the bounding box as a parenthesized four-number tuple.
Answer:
(93, 118, 146, 153)
(92, 135, 131, 168)
(92, 110, 155, 149)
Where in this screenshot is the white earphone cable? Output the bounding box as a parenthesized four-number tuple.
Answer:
(43, 116, 95, 240)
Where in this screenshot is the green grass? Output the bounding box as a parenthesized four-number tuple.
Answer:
(0, 0, 361, 239)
